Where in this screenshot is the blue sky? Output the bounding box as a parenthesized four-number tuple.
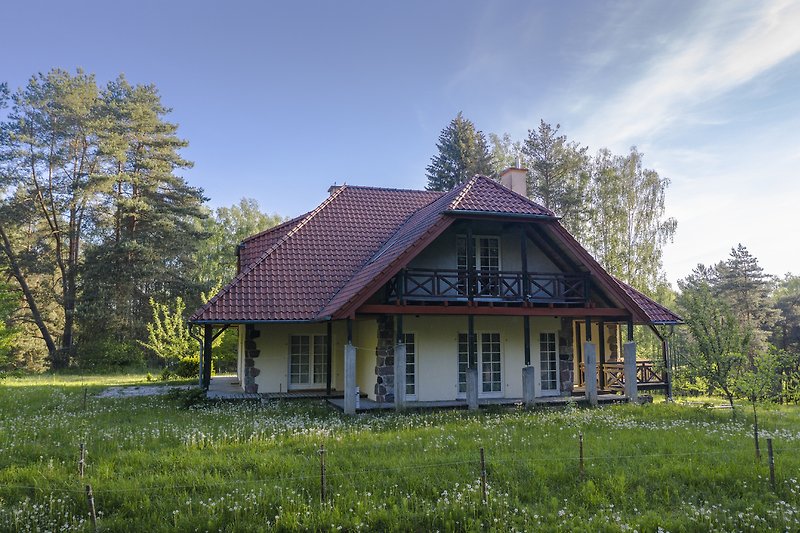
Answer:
(3, 0, 799, 285)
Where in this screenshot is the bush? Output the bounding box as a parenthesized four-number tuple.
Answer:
(76, 338, 145, 370)
(160, 356, 213, 380)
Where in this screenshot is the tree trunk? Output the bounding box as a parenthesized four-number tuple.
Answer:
(0, 222, 58, 362)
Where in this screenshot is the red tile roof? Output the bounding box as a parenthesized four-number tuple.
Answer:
(615, 279, 683, 325)
(190, 175, 680, 325)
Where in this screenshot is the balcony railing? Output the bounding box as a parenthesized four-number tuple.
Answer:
(387, 268, 589, 304)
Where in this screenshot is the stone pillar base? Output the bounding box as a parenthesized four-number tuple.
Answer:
(522, 366, 535, 407)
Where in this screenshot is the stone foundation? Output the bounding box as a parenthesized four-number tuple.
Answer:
(243, 325, 260, 394)
(374, 315, 395, 402)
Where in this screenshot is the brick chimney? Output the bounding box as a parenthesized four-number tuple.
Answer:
(498, 166, 528, 197)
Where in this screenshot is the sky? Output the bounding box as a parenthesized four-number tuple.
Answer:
(2, 0, 799, 286)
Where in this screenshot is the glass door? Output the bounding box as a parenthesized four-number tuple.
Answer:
(539, 332, 559, 396)
(458, 332, 502, 397)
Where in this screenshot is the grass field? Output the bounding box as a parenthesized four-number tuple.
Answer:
(1, 374, 799, 532)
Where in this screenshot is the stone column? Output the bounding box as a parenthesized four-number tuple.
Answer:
(583, 342, 598, 406)
(522, 366, 536, 407)
(344, 343, 357, 415)
(624, 341, 638, 403)
(466, 367, 479, 411)
(394, 343, 406, 411)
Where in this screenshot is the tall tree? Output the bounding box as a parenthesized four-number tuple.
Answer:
(0, 69, 102, 367)
(194, 198, 285, 288)
(715, 244, 777, 357)
(426, 112, 492, 191)
(79, 76, 205, 344)
(586, 147, 677, 295)
(522, 120, 591, 241)
(488, 132, 522, 174)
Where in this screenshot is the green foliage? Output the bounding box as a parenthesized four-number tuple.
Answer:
(677, 266, 750, 407)
(773, 273, 800, 355)
(140, 297, 193, 364)
(0, 279, 19, 370)
(426, 112, 492, 191)
(76, 338, 144, 370)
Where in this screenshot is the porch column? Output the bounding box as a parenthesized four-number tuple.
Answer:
(466, 367, 478, 410)
(394, 315, 406, 411)
(523, 315, 531, 366)
(598, 319, 606, 390)
(202, 325, 213, 390)
(344, 318, 356, 415)
(623, 341, 638, 403)
(583, 342, 598, 406)
(663, 338, 673, 401)
(326, 321, 333, 396)
(522, 366, 535, 407)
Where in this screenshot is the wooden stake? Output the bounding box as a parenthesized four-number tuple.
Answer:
(579, 433, 585, 479)
(78, 443, 85, 478)
(753, 415, 761, 460)
(83, 387, 88, 411)
(480, 447, 487, 504)
(85, 484, 97, 530)
(319, 444, 327, 504)
(767, 438, 775, 491)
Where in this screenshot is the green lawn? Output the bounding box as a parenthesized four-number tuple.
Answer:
(1, 374, 798, 532)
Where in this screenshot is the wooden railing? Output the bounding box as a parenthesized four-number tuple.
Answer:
(578, 360, 666, 390)
(387, 268, 589, 304)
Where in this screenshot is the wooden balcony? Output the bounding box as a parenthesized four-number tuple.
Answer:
(387, 268, 589, 305)
(578, 361, 667, 391)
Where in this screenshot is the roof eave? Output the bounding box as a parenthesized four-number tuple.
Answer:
(443, 209, 559, 221)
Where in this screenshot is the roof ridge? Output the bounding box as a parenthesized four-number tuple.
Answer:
(191, 185, 349, 320)
(343, 184, 445, 195)
(448, 175, 479, 210)
(240, 213, 307, 244)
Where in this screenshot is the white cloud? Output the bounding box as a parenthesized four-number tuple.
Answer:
(574, 0, 800, 150)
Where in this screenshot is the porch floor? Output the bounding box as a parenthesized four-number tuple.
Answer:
(327, 393, 625, 412)
(206, 375, 260, 399)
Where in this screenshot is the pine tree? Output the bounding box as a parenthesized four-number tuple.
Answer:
(715, 244, 777, 357)
(425, 112, 492, 191)
(79, 76, 206, 344)
(522, 120, 590, 240)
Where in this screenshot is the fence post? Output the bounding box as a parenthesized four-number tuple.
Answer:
(78, 443, 85, 478)
(480, 447, 487, 504)
(83, 387, 88, 411)
(85, 484, 97, 531)
(579, 433, 585, 479)
(767, 438, 775, 491)
(319, 444, 327, 504)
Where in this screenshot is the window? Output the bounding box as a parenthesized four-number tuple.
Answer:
(289, 334, 328, 387)
(402, 333, 416, 398)
(540, 332, 558, 392)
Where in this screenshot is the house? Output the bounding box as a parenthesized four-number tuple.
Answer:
(189, 168, 681, 411)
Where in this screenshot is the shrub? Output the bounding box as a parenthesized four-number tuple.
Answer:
(76, 338, 145, 370)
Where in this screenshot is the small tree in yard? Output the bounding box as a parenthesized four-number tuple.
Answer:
(140, 297, 192, 364)
(678, 266, 750, 408)
(736, 349, 785, 458)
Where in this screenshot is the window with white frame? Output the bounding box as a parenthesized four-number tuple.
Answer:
(289, 334, 328, 387)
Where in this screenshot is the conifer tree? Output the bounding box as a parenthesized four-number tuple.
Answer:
(426, 112, 492, 191)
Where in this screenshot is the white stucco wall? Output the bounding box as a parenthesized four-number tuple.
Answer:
(403, 315, 562, 401)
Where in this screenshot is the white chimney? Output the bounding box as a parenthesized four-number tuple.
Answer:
(498, 166, 528, 197)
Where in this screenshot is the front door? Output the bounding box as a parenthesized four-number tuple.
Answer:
(539, 332, 560, 396)
(458, 332, 502, 397)
(288, 334, 328, 390)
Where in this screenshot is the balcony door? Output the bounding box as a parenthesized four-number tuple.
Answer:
(457, 235, 501, 297)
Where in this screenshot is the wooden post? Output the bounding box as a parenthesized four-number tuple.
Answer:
(579, 433, 585, 479)
(319, 444, 327, 503)
(466, 227, 475, 302)
(520, 227, 529, 300)
(78, 443, 85, 478)
(83, 387, 87, 411)
(767, 438, 775, 490)
(480, 447, 487, 504)
(202, 324, 213, 389)
(598, 320, 606, 390)
(86, 484, 97, 530)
